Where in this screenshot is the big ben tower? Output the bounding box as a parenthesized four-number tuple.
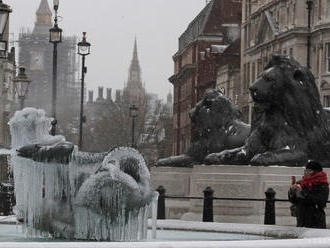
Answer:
(123, 38, 146, 107)
(18, 0, 79, 139)
(33, 0, 52, 35)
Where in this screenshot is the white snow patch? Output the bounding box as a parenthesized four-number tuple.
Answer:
(0, 149, 11, 155)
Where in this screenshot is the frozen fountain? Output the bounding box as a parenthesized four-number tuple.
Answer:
(8, 108, 153, 241)
(3, 107, 330, 247)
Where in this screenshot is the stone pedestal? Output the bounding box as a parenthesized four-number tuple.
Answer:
(151, 164, 330, 226)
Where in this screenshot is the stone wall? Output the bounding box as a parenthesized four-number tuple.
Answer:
(151, 165, 330, 226)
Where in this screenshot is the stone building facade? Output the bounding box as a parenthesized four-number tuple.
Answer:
(0, 2, 16, 149)
(215, 38, 242, 118)
(241, 0, 330, 121)
(169, 0, 242, 155)
(0, 49, 16, 148)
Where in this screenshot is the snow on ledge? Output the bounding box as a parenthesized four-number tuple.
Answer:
(0, 216, 17, 224)
(0, 149, 11, 155)
(148, 220, 330, 239)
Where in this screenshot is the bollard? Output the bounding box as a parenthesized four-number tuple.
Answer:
(203, 186, 214, 222)
(0, 183, 13, 216)
(156, 185, 166, 219)
(264, 187, 276, 225)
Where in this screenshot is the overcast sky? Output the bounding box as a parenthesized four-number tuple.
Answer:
(9, 0, 207, 100)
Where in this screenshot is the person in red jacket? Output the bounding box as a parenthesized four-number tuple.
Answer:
(288, 160, 329, 228)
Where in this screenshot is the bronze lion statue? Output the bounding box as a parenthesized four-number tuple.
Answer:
(156, 89, 250, 167)
(205, 54, 330, 166)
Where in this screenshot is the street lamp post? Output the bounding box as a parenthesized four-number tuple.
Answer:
(129, 105, 138, 148)
(0, 0, 12, 58)
(77, 32, 91, 149)
(49, 0, 62, 136)
(306, 0, 313, 69)
(13, 67, 31, 110)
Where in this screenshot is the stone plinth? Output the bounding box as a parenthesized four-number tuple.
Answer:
(151, 165, 330, 226)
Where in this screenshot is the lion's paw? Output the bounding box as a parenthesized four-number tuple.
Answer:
(250, 152, 277, 166)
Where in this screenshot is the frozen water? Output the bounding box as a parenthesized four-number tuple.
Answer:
(8, 108, 154, 241)
(8, 108, 65, 150)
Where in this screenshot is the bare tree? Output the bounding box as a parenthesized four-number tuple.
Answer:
(81, 96, 172, 165)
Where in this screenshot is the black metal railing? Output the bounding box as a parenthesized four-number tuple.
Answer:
(156, 185, 292, 225)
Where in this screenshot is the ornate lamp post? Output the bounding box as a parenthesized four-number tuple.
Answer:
(77, 32, 91, 149)
(306, 0, 313, 69)
(13, 67, 31, 110)
(129, 105, 138, 148)
(49, 0, 62, 136)
(0, 0, 11, 58)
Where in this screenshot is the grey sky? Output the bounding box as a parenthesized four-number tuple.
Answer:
(9, 0, 206, 100)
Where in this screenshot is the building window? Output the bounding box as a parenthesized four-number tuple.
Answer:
(246, 0, 251, 19)
(246, 63, 250, 89)
(251, 62, 256, 84)
(244, 26, 248, 49)
(327, 43, 330, 72)
(290, 48, 293, 56)
(328, 0, 330, 18)
(257, 59, 262, 75)
(317, 47, 320, 73)
(292, 3, 296, 25)
(287, 4, 290, 26)
(324, 95, 330, 107)
(319, 0, 322, 20)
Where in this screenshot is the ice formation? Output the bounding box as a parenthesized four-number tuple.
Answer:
(8, 108, 154, 241)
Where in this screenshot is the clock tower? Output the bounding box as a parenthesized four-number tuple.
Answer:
(18, 0, 79, 140)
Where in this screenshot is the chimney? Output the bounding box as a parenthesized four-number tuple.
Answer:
(97, 87, 104, 101)
(88, 90, 93, 103)
(106, 88, 112, 101)
(115, 90, 121, 102)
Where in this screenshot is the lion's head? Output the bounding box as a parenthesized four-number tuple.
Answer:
(189, 89, 242, 138)
(187, 89, 250, 162)
(250, 55, 325, 134)
(248, 54, 330, 162)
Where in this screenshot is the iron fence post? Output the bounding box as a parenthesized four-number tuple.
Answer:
(203, 186, 214, 222)
(264, 187, 276, 225)
(156, 185, 166, 219)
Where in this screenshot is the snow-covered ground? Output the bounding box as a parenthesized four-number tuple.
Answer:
(0, 238, 330, 248)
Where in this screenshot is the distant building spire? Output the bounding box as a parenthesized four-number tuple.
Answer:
(123, 37, 146, 106)
(127, 37, 142, 88)
(133, 36, 138, 61)
(33, 0, 52, 35)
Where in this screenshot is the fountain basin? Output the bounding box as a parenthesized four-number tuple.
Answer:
(1, 219, 330, 247)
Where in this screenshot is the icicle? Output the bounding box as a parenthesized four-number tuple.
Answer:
(151, 191, 159, 239)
